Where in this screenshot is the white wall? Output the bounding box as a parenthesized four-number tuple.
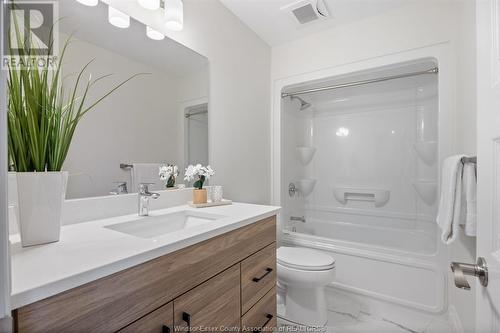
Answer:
(272, 1, 476, 331)
(102, 0, 272, 204)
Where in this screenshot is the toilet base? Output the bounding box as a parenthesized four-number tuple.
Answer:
(280, 286, 328, 327)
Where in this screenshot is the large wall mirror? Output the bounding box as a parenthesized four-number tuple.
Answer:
(57, 2, 209, 199)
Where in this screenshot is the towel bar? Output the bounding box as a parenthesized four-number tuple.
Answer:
(120, 163, 133, 169)
(461, 157, 476, 164)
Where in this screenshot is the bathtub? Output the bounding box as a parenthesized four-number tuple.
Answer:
(292, 219, 437, 256)
(281, 219, 446, 314)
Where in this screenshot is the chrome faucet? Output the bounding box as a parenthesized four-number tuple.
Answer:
(138, 183, 160, 216)
(110, 181, 128, 195)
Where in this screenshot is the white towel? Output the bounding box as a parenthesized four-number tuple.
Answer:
(460, 163, 477, 236)
(436, 155, 465, 244)
(130, 163, 164, 193)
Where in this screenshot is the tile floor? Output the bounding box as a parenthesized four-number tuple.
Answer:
(278, 310, 454, 333)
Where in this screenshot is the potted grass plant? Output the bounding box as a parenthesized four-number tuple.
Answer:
(184, 164, 214, 204)
(7, 20, 141, 246)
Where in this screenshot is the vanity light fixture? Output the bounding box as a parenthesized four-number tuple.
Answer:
(108, 6, 130, 29)
(138, 0, 160, 10)
(146, 26, 165, 40)
(76, 0, 98, 6)
(164, 0, 183, 31)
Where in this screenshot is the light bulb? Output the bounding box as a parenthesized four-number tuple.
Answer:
(164, 0, 183, 31)
(138, 0, 160, 10)
(146, 26, 165, 40)
(108, 6, 130, 29)
(76, 0, 98, 6)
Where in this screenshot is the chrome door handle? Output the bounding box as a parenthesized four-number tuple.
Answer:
(450, 257, 488, 290)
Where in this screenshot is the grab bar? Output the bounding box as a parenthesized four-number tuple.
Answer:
(120, 163, 133, 169)
(461, 156, 476, 164)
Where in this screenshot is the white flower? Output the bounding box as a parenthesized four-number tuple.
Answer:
(184, 164, 215, 181)
(159, 164, 179, 181)
(201, 165, 215, 179)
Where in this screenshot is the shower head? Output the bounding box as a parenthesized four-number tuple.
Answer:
(291, 96, 311, 111)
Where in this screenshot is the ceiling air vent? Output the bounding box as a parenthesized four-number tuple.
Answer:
(282, 0, 330, 26)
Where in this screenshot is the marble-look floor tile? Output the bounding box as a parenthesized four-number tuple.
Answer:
(327, 312, 420, 333)
(278, 309, 453, 333)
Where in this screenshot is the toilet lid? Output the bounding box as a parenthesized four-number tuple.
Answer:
(277, 247, 335, 271)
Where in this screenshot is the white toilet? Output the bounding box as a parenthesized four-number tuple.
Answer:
(277, 246, 336, 327)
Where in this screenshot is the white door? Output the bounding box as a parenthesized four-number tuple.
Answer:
(476, 1, 500, 331)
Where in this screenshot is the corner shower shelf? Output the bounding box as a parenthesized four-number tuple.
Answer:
(333, 187, 390, 207)
(297, 179, 317, 196)
(413, 141, 437, 165)
(296, 146, 316, 165)
(412, 180, 437, 205)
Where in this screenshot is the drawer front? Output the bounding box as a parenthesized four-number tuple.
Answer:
(15, 216, 276, 333)
(119, 302, 173, 333)
(241, 243, 276, 314)
(241, 287, 277, 333)
(174, 265, 240, 333)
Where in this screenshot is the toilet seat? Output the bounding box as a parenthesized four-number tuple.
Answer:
(277, 246, 335, 271)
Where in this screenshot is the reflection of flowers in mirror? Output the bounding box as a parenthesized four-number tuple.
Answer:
(184, 164, 215, 189)
(159, 165, 179, 188)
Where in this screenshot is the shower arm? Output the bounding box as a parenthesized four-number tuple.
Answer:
(281, 67, 438, 98)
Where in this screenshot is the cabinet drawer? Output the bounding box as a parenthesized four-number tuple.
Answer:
(174, 265, 240, 333)
(241, 243, 276, 314)
(242, 287, 276, 333)
(119, 302, 173, 333)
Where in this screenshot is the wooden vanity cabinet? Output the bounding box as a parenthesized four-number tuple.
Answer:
(13, 216, 277, 333)
(174, 265, 241, 333)
(119, 302, 173, 333)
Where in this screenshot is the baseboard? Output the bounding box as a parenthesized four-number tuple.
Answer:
(448, 306, 464, 333)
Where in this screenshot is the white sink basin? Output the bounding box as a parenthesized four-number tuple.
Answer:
(104, 211, 226, 239)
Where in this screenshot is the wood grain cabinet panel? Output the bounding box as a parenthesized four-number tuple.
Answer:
(14, 216, 276, 333)
(241, 287, 277, 333)
(241, 243, 276, 314)
(174, 265, 241, 333)
(119, 302, 173, 333)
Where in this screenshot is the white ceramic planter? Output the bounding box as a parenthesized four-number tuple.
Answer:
(16, 171, 68, 247)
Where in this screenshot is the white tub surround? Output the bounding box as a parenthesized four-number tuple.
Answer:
(10, 202, 280, 309)
(275, 57, 451, 330)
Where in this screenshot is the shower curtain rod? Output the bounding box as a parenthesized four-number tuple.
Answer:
(281, 67, 439, 98)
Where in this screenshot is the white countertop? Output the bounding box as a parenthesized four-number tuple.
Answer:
(9, 202, 280, 309)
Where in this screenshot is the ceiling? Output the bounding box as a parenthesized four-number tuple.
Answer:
(219, 0, 415, 46)
(58, 1, 207, 77)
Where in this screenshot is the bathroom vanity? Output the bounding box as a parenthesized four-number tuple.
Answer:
(10, 203, 279, 333)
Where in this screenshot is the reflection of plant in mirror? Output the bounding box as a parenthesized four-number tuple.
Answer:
(159, 164, 179, 188)
(184, 164, 214, 189)
(7, 17, 145, 172)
